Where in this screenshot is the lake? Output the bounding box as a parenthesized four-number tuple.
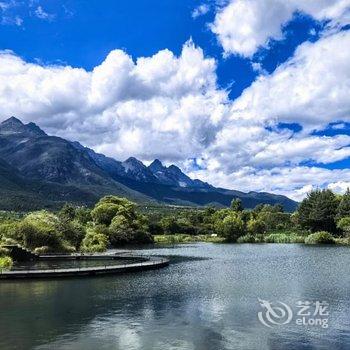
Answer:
(0, 243, 349, 350)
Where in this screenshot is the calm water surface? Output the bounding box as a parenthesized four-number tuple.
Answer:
(0, 243, 349, 350)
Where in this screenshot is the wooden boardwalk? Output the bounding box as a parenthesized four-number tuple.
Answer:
(0, 256, 169, 280)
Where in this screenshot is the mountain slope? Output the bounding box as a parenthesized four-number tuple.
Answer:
(0, 119, 110, 185)
(149, 159, 211, 188)
(0, 117, 298, 211)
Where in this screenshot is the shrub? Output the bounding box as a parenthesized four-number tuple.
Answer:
(336, 188, 350, 221)
(159, 216, 181, 235)
(215, 212, 245, 242)
(335, 237, 350, 245)
(75, 207, 92, 225)
(91, 196, 136, 226)
(17, 211, 63, 250)
(0, 222, 20, 244)
(0, 256, 13, 270)
(264, 233, 305, 243)
(91, 203, 122, 226)
(16, 211, 75, 252)
(109, 215, 152, 246)
(305, 231, 335, 244)
(336, 217, 350, 237)
(247, 218, 266, 235)
(58, 203, 76, 221)
(0, 247, 9, 256)
(237, 234, 258, 243)
(81, 228, 108, 253)
(0, 237, 17, 246)
(264, 233, 289, 243)
(34, 246, 50, 255)
(90, 196, 151, 246)
(59, 220, 86, 249)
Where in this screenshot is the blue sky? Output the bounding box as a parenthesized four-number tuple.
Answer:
(0, 1, 322, 97)
(0, 0, 350, 200)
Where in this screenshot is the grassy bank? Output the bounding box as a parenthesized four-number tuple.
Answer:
(154, 232, 305, 244)
(154, 234, 225, 244)
(154, 231, 350, 245)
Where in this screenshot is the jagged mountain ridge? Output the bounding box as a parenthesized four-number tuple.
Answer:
(71, 141, 211, 189)
(0, 117, 298, 211)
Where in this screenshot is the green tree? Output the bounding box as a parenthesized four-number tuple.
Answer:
(91, 203, 123, 226)
(91, 196, 136, 226)
(91, 196, 152, 246)
(57, 204, 87, 249)
(0, 221, 20, 244)
(247, 218, 266, 235)
(75, 207, 92, 225)
(17, 211, 74, 252)
(253, 203, 265, 214)
(336, 188, 350, 221)
(58, 203, 76, 221)
(230, 198, 243, 212)
(258, 211, 292, 230)
(59, 220, 86, 250)
(109, 214, 152, 245)
(159, 216, 181, 235)
(337, 216, 350, 237)
(273, 204, 284, 213)
(81, 228, 108, 253)
(297, 189, 339, 233)
(215, 212, 245, 242)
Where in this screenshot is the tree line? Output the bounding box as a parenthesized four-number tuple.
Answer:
(1, 189, 350, 268)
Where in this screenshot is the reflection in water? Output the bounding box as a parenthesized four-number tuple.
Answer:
(0, 243, 349, 350)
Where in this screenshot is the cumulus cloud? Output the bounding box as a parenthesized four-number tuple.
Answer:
(0, 41, 228, 162)
(0, 31, 350, 200)
(230, 30, 350, 130)
(190, 166, 350, 201)
(186, 29, 350, 199)
(211, 0, 350, 57)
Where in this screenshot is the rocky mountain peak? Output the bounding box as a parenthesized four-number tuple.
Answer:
(0, 117, 46, 136)
(149, 159, 165, 172)
(167, 164, 182, 174)
(1, 116, 23, 126)
(25, 122, 47, 136)
(123, 157, 145, 168)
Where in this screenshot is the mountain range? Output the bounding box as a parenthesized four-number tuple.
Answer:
(0, 117, 297, 211)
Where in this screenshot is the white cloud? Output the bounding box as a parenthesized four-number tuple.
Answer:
(328, 181, 350, 194)
(190, 166, 350, 201)
(1, 32, 350, 200)
(0, 0, 24, 26)
(0, 1, 11, 11)
(1, 14, 22, 25)
(230, 30, 350, 130)
(192, 4, 210, 19)
(0, 41, 228, 163)
(211, 0, 350, 57)
(34, 6, 55, 21)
